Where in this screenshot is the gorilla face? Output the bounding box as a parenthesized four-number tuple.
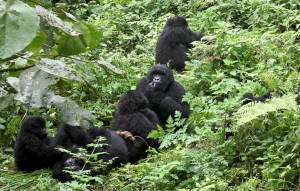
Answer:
(147, 65, 174, 91)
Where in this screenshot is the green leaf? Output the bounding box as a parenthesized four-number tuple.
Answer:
(50, 95, 95, 130)
(0, 93, 15, 110)
(97, 60, 124, 76)
(57, 22, 102, 55)
(0, 0, 40, 59)
(27, 29, 47, 54)
(35, 5, 79, 36)
(6, 67, 60, 107)
(38, 58, 85, 81)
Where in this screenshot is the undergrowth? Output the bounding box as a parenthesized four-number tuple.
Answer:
(0, 0, 299, 190)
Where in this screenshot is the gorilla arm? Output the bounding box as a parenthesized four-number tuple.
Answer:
(157, 81, 190, 120)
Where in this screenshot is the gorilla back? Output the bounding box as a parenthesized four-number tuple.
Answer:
(155, 16, 203, 72)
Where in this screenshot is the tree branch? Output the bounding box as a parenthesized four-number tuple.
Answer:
(0, 65, 35, 73)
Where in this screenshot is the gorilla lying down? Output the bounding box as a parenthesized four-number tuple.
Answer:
(52, 125, 128, 182)
(14, 116, 129, 182)
(156, 16, 203, 72)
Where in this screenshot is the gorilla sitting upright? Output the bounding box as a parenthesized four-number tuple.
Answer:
(137, 65, 190, 129)
(156, 16, 203, 72)
(14, 115, 63, 172)
(111, 90, 159, 163)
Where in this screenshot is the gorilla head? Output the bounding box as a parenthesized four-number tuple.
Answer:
(146, 65, 174, 91)
(117, 90, 149, 115)
(21, 115, 48, 139)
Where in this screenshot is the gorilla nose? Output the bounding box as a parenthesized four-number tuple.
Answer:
(154, 77, 160, 82)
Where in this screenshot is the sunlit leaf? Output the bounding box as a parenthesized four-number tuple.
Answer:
(35, 5, 79, 36)
(38, 58, 85, 81)
(50, 95, 95, 129)
(0, 0, 39, 59)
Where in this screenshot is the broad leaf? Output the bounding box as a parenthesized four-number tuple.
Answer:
(57, 22, 102, 55)
(0, 87, 7, 98)
(97, 60, 124, 76)
(7, 67, 60, 107)
(35, 5, 79, 36)
(50, 95, 95, 129)
(0, 94, 15, 110)
(0, 0, 40, 59)
(38, 58, 85, 81)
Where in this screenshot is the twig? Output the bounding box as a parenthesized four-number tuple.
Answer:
(0, 65, 35, 73)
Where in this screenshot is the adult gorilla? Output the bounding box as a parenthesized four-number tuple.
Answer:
(156, 16, 203, 72)
(137, 65, 190, 129)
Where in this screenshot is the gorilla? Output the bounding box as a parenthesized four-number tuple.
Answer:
(14, 115, 63, 172)
(53, 123, 93, 149)
(241, 90, 272, 105)
(52, 125, 128, 182)
(111, 90, 160, 162)
(155, 16, 203, 72)
(52, 145, 85, 182)
(137, 65, 190, 129)
(212, 90, 273, 137)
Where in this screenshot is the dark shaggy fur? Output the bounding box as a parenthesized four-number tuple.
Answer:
(137, 65, 190, 129)
(156, 16, 203, 72)
(14, 115, 62, 172)
(241, 90, 272, 105)
(52, 125, 128, 182)
(111, 90, 160, 162)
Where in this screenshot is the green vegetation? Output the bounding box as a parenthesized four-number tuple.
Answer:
(0, 0, 299, 190)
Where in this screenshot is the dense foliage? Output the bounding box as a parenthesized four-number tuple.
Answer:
(0, 0, 299, 190)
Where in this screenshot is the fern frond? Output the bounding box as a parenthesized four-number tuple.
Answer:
(235, 94, 297, 126)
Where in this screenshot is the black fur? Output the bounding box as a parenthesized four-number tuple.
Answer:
(53, 123, 93, 149)
(156, 16, 203, 72)
(241, 90, 272, 105)
(137, 65, 190, 129)
(111, 90, 159, 162)
(52, 125, 128, 182)
(14, 115, 62, 172)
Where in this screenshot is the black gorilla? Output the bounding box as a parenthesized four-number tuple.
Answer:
(156, 16, 203, 72)
(137, 65, 190, 129)
(52, 145, 85, 182)
(52, 125, 128, 182)
(212, 90, 272, 137)
(241, 90, 272, 105)
(53, 123, 93, 149)
(111, 90, 160, 162)
(14, 115, 62, 172)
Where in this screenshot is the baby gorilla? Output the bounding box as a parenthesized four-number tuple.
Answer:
(52, 125, 128, 182)
(14, 115, 62, 172)
(137, 65, 190, 129)
(111, 90, 159, 163)
(156, 16, 203, 72)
